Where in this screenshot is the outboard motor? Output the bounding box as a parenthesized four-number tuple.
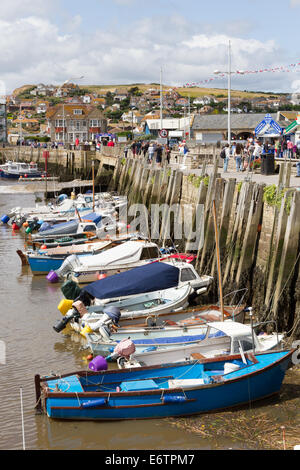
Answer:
(90, 306, 121, 342)
(53, 306, 81, 333)
(55, 254, 80, 279)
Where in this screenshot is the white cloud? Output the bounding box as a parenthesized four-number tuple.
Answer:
(0, 0, 57, 20)
(0, 10, 294, 94)
(290, 0, 300, 6)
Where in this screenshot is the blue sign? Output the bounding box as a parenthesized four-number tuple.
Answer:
(255, 114, 282, 136)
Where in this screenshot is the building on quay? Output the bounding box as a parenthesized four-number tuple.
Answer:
(46, 104, 107, 143)
(191, 112, 293, 143)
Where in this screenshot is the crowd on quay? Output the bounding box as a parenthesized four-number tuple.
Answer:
(122, 140, 189, 167)
(221, 136, 300, 175)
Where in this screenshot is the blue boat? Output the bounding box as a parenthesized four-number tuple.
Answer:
(26, 239, 113, 275)
(35, 349, 294, 421)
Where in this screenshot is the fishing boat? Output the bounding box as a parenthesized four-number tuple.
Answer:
(112, 321, 284, 368)
(54, 240, 168, 284)
(0, 161, 42, 179)
(34, 348, 294, 421)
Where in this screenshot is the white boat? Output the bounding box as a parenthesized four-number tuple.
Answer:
(56, 240, 165, 284)
(1, 192, 127, 228)
(0, 161, 42, 179)
(115, 321, 285, 368)
(86, 319, 284, 359)
(68, 284, 204, 333)
(54, 262, 214, 333)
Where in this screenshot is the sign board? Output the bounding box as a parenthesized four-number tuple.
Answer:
(117, 136, 127, 143)
(159, 129, 168, 138)
(255, 114, 282, 137)
(157, 138, 168, 145)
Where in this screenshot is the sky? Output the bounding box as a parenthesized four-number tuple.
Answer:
(1, 0, 300, 95)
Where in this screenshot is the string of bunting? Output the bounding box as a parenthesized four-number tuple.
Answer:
(181, 61, 300, 88)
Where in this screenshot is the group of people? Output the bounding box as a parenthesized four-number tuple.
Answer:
(221, 136, 300, 173)
(124, 140, 172, 166)
(221, 139, 256, 173)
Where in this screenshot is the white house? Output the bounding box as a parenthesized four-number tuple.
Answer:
(82, 95, 92, 104)
(121, 111, 142, 124)
(290, 92, 300, 106)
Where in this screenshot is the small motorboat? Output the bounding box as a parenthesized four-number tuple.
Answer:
(30, 212, 102, 238)
(55, 261, 213, 323)
(54, 240, 167, 284)
(25, 240, 114, 275)
(34, 348, 294, 421)
(111, 320, 284, 368)
(0, 161, 42, 179)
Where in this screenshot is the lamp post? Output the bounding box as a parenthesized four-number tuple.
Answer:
(160, 66, 163, 131)
(214, 41, 244, 148)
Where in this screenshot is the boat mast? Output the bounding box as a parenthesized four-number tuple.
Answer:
(212, 199, 224, 321)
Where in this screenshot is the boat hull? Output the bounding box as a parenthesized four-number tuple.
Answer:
(28, 255, 66, 275)
(37, 350, 293, 421)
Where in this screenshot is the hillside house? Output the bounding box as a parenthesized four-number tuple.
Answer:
(46, 104, 107, 143)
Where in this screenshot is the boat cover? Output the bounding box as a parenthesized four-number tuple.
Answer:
(74, 241, 159, 269)
(83, 262, 180, 300)
(38, 212, 102, 233)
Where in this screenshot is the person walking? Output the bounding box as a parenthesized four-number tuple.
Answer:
(142, 141, 149, 160)
(131, 141, 136, 157)
(287, 139, 293, 159)
(223, 143, 230, 173)
(156, 144, 163, 167)
(234, 142, 243, 172)
(165, 144, 171, 165)
(148, 143, 155, 164)
(136, 141, 142, 156)
(252, 140, 262, 161)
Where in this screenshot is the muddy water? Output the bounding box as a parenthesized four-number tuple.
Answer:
(0, 185, 299, 451)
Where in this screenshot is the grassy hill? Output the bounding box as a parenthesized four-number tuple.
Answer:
(81, 83, 285, 100)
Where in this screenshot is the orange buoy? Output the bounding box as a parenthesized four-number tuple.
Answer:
(97, 273, 107, 280)
(86, 354, 94, 361)
(41, 244, 47, 250)
(23, 222, 29, 228)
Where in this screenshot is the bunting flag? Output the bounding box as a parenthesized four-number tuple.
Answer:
(180, 61, 300, 88)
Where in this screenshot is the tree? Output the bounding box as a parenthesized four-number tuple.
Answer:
(105, 91, 115, 106)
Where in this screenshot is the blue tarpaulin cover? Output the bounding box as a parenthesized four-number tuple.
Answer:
(83, 262, 180, 300)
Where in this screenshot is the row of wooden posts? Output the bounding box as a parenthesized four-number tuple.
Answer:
(99, 155, 300, 340)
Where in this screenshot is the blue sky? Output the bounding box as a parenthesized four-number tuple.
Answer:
(1, 0, 300, 94)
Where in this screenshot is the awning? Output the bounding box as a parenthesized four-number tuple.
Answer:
(284, 120, 298, 135)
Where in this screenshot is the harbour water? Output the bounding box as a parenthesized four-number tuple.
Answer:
(0, 183, 299, 451)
